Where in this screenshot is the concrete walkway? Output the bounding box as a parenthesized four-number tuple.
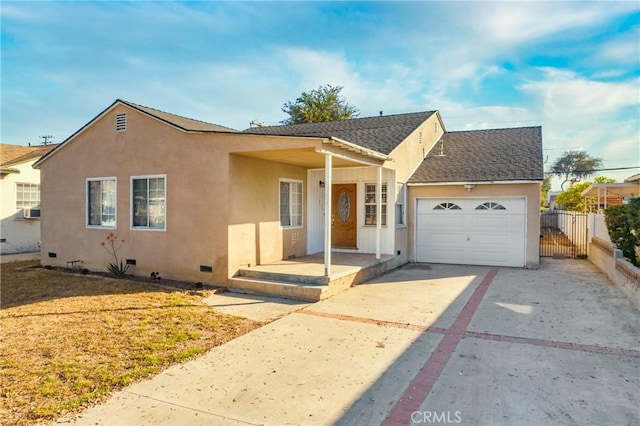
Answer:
(55, 259, 640, 425)
(0, 251, 40, 263)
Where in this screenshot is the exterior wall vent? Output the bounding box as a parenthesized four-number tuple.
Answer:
(200, 265, 213, 273)
(116, 113, 126, 132)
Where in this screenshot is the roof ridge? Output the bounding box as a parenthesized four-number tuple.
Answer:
(248, 110, 436, 130)
(446, 125, 541, 134)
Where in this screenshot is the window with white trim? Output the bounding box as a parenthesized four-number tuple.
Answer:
(475, 202, 506, 210)
(434, 202, 461, 210)
(365, 183, 387, 226)
(87, 178, 116, 228)
(16, 183, 40, 209)
(396, 183, 406, 226)
(279, 179, 303, 227)
(132, 175, 166, 230)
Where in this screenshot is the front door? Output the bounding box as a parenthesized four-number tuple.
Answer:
(332, 184, 357, 248)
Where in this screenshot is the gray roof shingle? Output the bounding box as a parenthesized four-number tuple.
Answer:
(121, 100, 238, 132)
(409, 126, 543, 183)
(242, 111, 436, 155)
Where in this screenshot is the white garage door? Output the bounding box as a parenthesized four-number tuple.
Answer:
(416, 198, 526, 267)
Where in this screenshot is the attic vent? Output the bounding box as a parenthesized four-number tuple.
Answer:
(418, 132, 423, 144)
(116, 114, 126, 132)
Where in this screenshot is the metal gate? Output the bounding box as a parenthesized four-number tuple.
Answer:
(540, 210, 588, 258)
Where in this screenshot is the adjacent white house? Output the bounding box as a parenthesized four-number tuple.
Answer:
(1, 144, 57, 254)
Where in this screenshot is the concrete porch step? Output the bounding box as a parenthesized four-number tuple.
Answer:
(236, 268, 329, 285)
(228, 276, 326, 302)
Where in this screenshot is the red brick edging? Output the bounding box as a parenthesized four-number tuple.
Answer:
(382, 268, 499, 426)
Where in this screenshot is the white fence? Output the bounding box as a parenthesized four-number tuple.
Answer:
(588, 213, 611, 243)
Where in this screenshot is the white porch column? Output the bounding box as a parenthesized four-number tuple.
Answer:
(376, 166, 382, 260)
(324, 154, 333, 276)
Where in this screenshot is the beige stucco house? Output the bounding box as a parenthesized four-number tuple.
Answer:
(34, 100, 542, 298)
(1, 143, 57, 254)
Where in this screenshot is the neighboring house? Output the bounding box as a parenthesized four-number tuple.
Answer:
(1, 143, 57, 254)
(34, 99, 542, 288)
(581, 174, 640, 213)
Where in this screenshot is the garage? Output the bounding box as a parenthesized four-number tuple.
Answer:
(415, 198, 526, 267)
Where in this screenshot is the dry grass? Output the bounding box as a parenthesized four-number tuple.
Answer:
(0, 261, 260, 425)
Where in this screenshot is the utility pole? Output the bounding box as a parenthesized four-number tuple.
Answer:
(39, 135, 54, 145)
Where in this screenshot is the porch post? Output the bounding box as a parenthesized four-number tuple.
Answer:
(376, 166, 382, 260)
(324, 154, 332, 276)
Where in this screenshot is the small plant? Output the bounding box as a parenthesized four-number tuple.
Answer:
(101, 233, 130, 278)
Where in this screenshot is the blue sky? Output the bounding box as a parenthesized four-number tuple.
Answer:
(2, 1, 639, 189)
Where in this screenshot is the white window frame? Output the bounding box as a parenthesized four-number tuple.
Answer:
(131, 174, 166, 231)
(86, 177, 117, 229)
(279, 179, 303, 228)
(15, 182, 41, 220)
(396, 183, 406, 227)
(364, 182, 387, 226)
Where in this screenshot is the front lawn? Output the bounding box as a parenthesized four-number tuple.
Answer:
(0, 261, 260, 425)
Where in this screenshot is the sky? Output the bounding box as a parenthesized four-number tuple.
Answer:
(1, 1, 639, 190)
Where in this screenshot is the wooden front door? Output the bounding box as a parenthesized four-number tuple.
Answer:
(332, 184, 357, 248)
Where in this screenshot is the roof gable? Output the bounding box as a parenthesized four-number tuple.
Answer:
(242, 111, 436, 155)
(409, 126, 543, 183)
(35, 99, 237, 168)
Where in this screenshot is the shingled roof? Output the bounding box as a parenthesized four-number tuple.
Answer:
(242, 111, 436, 155)
(120, 100, 237, 132)
(409, 126, 543, 183)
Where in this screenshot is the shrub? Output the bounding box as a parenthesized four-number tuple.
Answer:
(604, 198, 640, 267)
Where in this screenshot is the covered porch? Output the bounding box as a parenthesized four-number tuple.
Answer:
(229, 252, 400, 301)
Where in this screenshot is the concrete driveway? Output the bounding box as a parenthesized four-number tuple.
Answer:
(56, 259, 640, 425)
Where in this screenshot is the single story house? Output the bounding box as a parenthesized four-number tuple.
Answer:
(1, 143, 57, 254)
(581, 174, 640, 213)
(34, 100, 542, 297)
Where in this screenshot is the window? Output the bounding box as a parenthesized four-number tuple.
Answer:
(365, 183, 387, 226)
(16, 183, 40, 209)
(280, 179, 303, 227)
(475, 202, 506, 210)
(87, 178, 116, 228)
(434, 202, 461, 210)
(116, 113, 126, 132)
(132, 175, 166, 230)
(396, 183, 406, 226)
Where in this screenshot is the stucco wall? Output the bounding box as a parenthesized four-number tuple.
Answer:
(38, 104, 327, 285)
(228, 154, 308, 277)
(407, 183, 541, 268)
(0, 159, 42, 254)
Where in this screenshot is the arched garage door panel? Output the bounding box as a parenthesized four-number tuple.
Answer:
(416, 198, 526, 267)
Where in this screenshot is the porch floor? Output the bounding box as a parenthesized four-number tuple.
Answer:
(229, 252, 398, 301)
(243, 252, 394, 282)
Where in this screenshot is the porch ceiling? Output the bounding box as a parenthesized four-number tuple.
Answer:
(581, 183, 639, 198)
(235, 147, 380, 168)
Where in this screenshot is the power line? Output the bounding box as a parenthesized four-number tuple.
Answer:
(544, 166, 640, 174)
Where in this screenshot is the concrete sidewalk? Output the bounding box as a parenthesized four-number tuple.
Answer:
(0, 251, 40, 264)
(55, 259, 640, 425)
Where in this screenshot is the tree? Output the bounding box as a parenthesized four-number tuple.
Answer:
(555, 176, 616, 211)
(550, 150, 603, 190)
(541, 175, 552, 208)
(281, 85, 359, 125)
